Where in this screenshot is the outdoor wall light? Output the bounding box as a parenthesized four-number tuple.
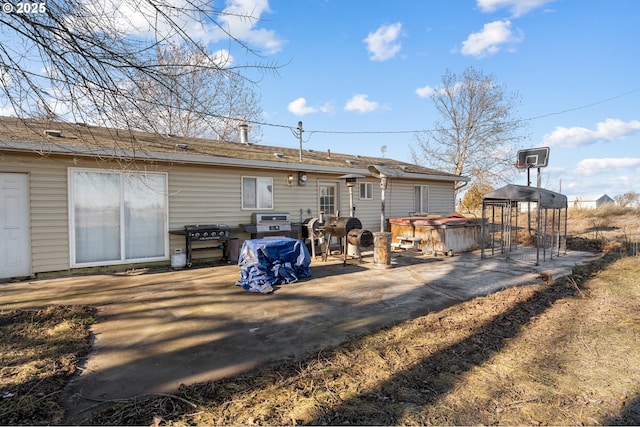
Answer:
(298, 171, 308, 186)
(287, 173, 294, 186)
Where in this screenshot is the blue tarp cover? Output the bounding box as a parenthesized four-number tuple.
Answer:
(236, 238, 312, 294)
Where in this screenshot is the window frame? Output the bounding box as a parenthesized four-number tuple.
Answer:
(358, 182, 374, 200)
(414, 184, 430, 214)
(241, 176, 274, 210)
(68, 168, 169, 268)
(317, 180, 340, 217)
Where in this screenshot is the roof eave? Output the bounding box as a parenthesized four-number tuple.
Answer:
(0, 139, 469, 182)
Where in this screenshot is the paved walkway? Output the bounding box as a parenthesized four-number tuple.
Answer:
(0, 249, 600, 424)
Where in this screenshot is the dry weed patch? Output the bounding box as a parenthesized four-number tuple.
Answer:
(90, 253, 640, 426)
(419, 257, 640, 425)
(0, 305, 94, 425)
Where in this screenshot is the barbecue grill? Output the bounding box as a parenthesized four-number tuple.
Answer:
(302, 217, 327, 259)
(169, 224, 230, 267)
(347, 228, 374, 247)
(320, 216, 373, 264)
(242, 212, 299, 239)
(322, 216, 362, 237)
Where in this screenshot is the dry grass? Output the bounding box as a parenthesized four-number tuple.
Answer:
(0, 306, 95, 425)
(90, 250, 640, 426)
(3, 209, 640, 425)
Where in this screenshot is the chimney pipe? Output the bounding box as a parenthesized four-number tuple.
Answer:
(239, 122, 249, 144)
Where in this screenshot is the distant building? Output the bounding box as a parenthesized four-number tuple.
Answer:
(568, 194, 615, 209)
(596, 194, 615, 208)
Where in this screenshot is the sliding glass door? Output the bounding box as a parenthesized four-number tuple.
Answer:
(70, 169, 168, 267)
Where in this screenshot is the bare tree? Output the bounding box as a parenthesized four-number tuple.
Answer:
(615, 192, 640, 208)
(412, 67, 527, 195)
(0, 0, 275, 132)
(123, 43, 263, 141)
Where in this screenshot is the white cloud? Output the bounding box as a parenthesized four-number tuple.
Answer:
(415, 85, 435, 98)
(565, 174, 637, 198)
(213, 0, 284, 54)
(318, 102, 335, 114)
(76, 0, 284, 55)
(477, 0, 554, 17)
(461, 20, 522, 57)
(364, 22, 403, 62)
(575, 158, 640, 176)
(0, 106, 16, 117)
(288, 98, 317, 116)
(193, 49, 234, 68)
(542, 118, 640, 147)
(288, 98, 334, 116)
(344, 94, 381, 113)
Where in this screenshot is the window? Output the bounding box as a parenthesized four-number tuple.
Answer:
(242, 176, 273, 209)
(359, 182, 373, 200)
(414, 185, 429, 214)
(69, 169, 168, 267)
(318, 182, 338, 216)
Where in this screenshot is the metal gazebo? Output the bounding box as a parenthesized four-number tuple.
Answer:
(481, 184, 568, 265)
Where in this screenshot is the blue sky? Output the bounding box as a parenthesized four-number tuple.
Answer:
(4, 0, 638, 200)
(209, 0, 640, 200)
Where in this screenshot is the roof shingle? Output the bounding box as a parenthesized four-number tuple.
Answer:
(0, 117, 466, 181)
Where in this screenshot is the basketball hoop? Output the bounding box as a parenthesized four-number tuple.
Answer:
(515, 161, 533, 169)
(516, 147, 550, 169)
(515, 147, 550, 187)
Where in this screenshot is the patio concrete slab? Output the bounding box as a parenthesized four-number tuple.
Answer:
(0, 249, 600, 424)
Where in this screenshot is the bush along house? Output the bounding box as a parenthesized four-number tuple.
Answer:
(0, 117, 468, 280)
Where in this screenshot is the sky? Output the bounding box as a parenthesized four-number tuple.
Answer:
(4, 0, 639, 201)
(204, 0, 640, 201)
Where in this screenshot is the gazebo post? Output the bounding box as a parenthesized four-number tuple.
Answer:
(563, 207, 568, 255)
(535, 201, 541, 266)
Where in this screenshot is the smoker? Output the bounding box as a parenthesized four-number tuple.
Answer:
(169, 224, 231, 267)
(320, 216, 374, 265)
(322, 216, 362, 237)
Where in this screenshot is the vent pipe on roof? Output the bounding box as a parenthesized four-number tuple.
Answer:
(44, 129, 62, 137)
(239, 122, 249, 144)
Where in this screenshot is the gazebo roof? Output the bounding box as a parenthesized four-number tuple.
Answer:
(483, 184, 567, 209)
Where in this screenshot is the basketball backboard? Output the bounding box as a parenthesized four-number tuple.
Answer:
(516, 147, 550, 169)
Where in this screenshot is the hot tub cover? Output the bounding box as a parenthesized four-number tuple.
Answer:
(236, 237, 312, 294)
(388, 213, 477, 227)
(483, 184, 567, 209)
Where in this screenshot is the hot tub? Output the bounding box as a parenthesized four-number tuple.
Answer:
(388, 213, 485, 254)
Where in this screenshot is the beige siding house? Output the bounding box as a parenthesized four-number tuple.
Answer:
(0, 117, 468, 279)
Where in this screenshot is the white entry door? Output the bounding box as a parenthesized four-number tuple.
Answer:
(0, 173, 31, 278)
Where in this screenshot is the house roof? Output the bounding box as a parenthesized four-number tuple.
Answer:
(597, 194, 614, 203)
(0, 117, 468, 182)
(483, 184, 567, 209)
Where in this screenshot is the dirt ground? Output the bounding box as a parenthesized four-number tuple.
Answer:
(1, 209, 639, 425)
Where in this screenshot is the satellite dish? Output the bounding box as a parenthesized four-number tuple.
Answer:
(367, 164, 404, 178)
